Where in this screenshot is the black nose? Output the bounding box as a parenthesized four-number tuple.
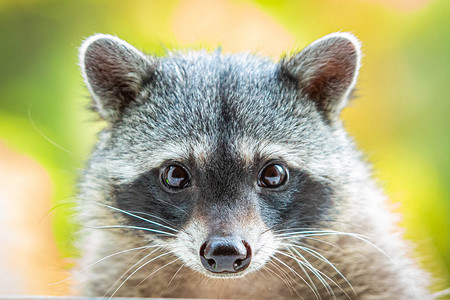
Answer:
(200, 237, 252, 273)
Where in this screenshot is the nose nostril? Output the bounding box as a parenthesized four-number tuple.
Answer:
(207, 259, 216, 269)
(233, 259, 242, 269)
(234, 240, 252, 272)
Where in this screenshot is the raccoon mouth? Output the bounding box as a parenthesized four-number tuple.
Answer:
(203, 271, 250, 279)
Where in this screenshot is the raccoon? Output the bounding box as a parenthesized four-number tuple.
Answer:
(76, 32, 431, 299)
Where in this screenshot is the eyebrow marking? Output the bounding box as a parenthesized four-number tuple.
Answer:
(236, 138, 305, 168)
(109, 137, 215, 184)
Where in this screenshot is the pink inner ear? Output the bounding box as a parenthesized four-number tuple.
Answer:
(307, 58, 353, 100)
(304, 40, 358, 111)
(85, 40, 137, 98)
(82, 36, 155, 121)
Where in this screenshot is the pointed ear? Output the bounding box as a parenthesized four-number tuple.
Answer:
(79, 34, 156, 122)
(280, 32, 361, 120)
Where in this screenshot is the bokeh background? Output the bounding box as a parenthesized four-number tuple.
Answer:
(0, 0, 448, 296)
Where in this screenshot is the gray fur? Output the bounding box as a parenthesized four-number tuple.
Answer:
(76, 33, 431, 299)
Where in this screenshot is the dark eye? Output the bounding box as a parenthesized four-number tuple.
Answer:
(162, 165, 191, 189)
(258, 164, 288, 188)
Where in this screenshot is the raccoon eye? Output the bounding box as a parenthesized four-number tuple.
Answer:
(258, 164, 288, 188)
(162, 165, 191, 189)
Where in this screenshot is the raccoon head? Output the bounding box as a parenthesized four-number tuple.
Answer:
(79, 32, 361, 278)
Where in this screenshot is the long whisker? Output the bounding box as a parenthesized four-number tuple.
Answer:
(103, 247, 162, 298)
(288, 243, 357, 298)
(168, 262, 186, 287)
(85, 202, 179, 232)
(28, 104, 75, 156)
(286, 247, 336, 300)
(137, 258, 181, 286)
(150, 197, 189, 216)
(260, 264, 276, 282)
(273, 227, 335, 234)
(127, 210, 178, 228)
(273, 252, 322, 300)
(275, 230, 363, 237)
(84, 225, 177, 237)
(272, 219, 368, 234)
(51, 200, 180, 234)
(40, 198, 77, 224)
(279, 248, 352, 300)
(260, 245, 319, 299)
(284, 247, 322, 300)
(276, 230, 393, 262)
(267, 261, 298, 298)
(108, 251, 175, 299)
(264, 263, 303, 299)
(290, 240, 342, 256)
(298, 237, 347, 253)
(50, 245, 161, 286)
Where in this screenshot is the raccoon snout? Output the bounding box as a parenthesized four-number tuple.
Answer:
(199, 237, 252, 274)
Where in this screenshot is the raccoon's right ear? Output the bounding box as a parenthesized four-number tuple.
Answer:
(79, 34, 156, 122)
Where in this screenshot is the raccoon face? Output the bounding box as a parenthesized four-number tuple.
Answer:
(79, 33, 361, 278)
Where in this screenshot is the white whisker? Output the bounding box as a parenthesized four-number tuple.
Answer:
(275, 230, 362, 237)
(285, 247, 322, 300)
(168, 262, 186, 287)
(85, 225, 177, 237)
(288, 243, 356, 298)
(266, 261, 298, 298)
(281, 247, 353, 300)
(49, 245, 160, 286)
(298, 237, 347, 253)
(276, 229, 393, 262)
(127, 210, 178, 228)
(138, 258, 181, 286)
(104, 247, 162, 298)
(86, 202, 179, 232)
(108, 251, 175, 299)
(286, 247, 336, 300)
(28, 104, 75, 155)
(273, 252, 322, 300)
(273, 227, 332, 234)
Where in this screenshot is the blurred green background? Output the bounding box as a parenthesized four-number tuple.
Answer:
(0, 0, 448, 295)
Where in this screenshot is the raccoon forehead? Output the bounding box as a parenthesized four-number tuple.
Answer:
(109, 136, 311, 184)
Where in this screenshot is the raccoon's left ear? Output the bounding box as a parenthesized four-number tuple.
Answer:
(280, 32, 361, 121)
